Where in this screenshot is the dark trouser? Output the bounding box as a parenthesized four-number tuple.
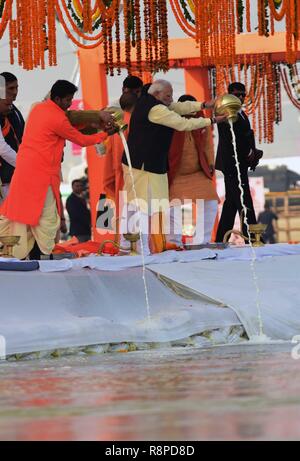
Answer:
(29, 241, 43, 260)
(76, 234, 91, 243)
(216, 172, 257, 243)
(264, 233, 276, 244)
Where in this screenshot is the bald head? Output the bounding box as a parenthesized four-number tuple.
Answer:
(148, 79, 173, 106)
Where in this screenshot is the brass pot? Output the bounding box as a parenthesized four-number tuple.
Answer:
(249, 223, 267, 247)
(66, 106, 128, 134)
(66, 110, 102, 134)
(214, 94, 242, 123)
(0, 235, 20, 257)
(105, 106, 128, 132)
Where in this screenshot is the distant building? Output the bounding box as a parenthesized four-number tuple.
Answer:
(249, 166, 300, 192)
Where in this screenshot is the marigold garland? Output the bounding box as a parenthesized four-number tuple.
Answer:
(211, 52, 286, 143)
(172, 0, 299, 65)
(0, 0, 298, 94)
(114, 0, 120, 75)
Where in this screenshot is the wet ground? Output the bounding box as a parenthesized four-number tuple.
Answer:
(0, 343, 299, 441)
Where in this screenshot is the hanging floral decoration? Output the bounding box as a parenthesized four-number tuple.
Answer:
(0, 0, 298, 76)
(170, 0, 237, 67)
(171, 0, 299, 65)
(280, 63, 300, 109)
(209, 56, 300, 144)
(0, 0, 298, 143)
(170, 0, 299, 143)
(0, 0, 113, 70)
(0, 0, 169, 74)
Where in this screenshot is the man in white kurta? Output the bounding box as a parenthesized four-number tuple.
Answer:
(0, 127, 16, 202)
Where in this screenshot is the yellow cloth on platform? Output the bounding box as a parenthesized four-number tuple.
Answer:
(0, 186, 60, 259)
(122, 164, 169, 215)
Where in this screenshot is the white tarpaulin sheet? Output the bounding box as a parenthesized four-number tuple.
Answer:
(37, 249, 216, 273)
(214, 243, 300, 261)
(0, 268, 241, 355)
(35, 243, 300, 272)
(148, 255, 300, 340)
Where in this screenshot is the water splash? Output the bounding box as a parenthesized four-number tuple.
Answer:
(229, 120, 269, 341)
(247, 336, 285, 345)
(119, 131, 151, 321)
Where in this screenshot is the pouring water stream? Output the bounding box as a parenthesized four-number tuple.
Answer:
(229, 120, 270, 343)
(117, 118, 269, 339)
(119, 131, 151, 321)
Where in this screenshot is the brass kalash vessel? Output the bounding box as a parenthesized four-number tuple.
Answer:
(98, 233, 140, 256)
(67, 106, 128, 156)
(214, 93, 242, 123)
(106, 106, 128, 132)
(66, 106, 128, 135)
(0, 235, 20, 257)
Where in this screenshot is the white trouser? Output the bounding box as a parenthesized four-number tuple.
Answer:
(202, 200, 218, 243)
(167, 200, 218, 246)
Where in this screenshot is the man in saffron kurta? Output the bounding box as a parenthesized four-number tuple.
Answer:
(167, 95, 219, 246)
(0, 80, 113, 259)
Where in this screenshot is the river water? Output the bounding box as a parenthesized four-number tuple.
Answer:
(0, 343, 299, 441)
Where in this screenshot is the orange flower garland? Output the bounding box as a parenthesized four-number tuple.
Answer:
(123, 0, 131, 74)
(0, 0, 13, 39)
(212, 52, 281, 143)
(114, 0, 121, 75)
(172, 0, 299, 65)
(0, 0, 299, 81)
(134, 0, 142, 75)
(246, 0, 251, 32)
(59, 0, 103, 41)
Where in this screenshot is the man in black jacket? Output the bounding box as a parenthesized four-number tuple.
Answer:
(0, 72, 25, 199)
(66, 179, 91, 242)
(215, 82, 263, 242)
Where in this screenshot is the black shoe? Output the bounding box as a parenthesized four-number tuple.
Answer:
(29, 241, 42, 260)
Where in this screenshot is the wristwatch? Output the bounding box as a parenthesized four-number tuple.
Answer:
(201, 101, 207, 110)
(210, 117, 217, 124)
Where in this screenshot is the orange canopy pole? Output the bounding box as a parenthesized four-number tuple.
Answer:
(93, 33, 299, 67)
(184, 67, 210, 101)
(78, 48, 109, 242)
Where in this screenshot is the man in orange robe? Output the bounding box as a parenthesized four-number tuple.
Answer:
(0, 80, 114, 259)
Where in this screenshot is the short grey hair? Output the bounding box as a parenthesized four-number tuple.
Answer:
(148, 79, 172, 95)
